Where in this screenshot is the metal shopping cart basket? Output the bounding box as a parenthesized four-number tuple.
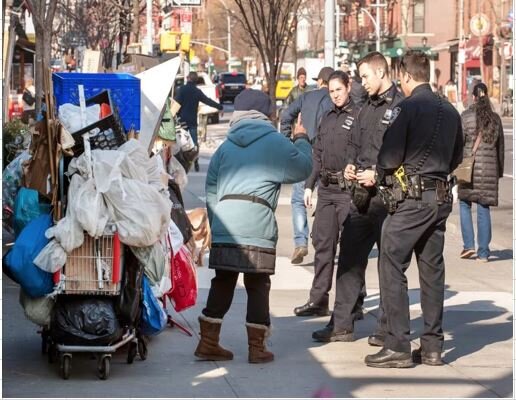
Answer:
(46, 230, 147, 380)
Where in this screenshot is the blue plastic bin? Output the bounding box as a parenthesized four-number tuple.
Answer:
(52, 72, 141, 131)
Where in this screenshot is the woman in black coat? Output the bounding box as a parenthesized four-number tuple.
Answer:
(458, 83, 504, 262)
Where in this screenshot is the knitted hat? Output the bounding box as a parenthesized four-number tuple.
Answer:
(297, 67, 307, 78)
(234, 89, 273, 116)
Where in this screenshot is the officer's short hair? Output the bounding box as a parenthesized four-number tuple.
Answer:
(357, 52, 389, 75)
(188, 71, 198, 82)
(400, 50, 430, 82)
(328, 70, 350, 86)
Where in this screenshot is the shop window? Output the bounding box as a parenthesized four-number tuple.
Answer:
(413, 0, 425, 33)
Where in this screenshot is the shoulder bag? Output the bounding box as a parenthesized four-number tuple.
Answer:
(454, 133, 482, 184)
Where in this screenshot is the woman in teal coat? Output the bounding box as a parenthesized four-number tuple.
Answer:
(194, 89, 312, 364)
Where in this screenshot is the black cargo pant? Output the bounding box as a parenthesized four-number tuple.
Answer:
(332, 195, 387, 333)
(202, 269, 271, 326)
(380, 191, 452, 353)
(309, 184, 351, 307)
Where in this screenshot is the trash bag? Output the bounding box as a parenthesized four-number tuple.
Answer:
(2, 150, 31, 210)
(168, 180, 192, 244)
(33, 239, 67, 273)
(13, 187, 52, 235)
(58, 103, 101, 134)
(168, 154, 188, 189)
(51, 296, 122, 346)
(116, 248, 144, 326)
(166, 245, 197, 312)
(4, 214, 54, 298)
(140, 275, 167, 336)
(73, 178, 109, 237)
(19, 288, 55, 327)
(45, 174, 84, 253)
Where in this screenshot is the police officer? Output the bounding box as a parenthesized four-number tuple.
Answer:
(365, 51, 463, 368)
(294, 70, 359, 317)
(312, 52, 403, 342)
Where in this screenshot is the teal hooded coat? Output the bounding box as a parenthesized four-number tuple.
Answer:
(206, 110, 312, 274)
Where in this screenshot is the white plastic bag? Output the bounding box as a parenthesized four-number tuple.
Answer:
(176, 127, 195, 152)
(34, 240, 67, 273)
(45, 174, 84, 253)
(90, 149, 125, 194)
(58, 103, 101, 134)
(73, 179, 109, 237)
(167, 155, 188, 191)
(104, 178, 171, 247)
(117, 139, 152, 183)
(168, 220, 184, 255)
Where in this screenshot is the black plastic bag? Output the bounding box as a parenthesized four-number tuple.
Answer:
(51, 296, 122, 346)
(116, 248, 144, 326)
(168, 180, 193, 244)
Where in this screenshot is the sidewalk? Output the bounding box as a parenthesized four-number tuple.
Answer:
(1, 134, 513, 398)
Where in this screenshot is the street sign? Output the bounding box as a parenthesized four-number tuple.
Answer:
(172, 0, 201, 6)
(470, 13, 490, 37)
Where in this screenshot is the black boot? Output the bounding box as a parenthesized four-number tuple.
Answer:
(294, 301, 330, 317)
(365, 348, 414, 368)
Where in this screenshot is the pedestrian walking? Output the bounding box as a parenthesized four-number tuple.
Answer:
(280, 66, 334, 265)
(285, 67, 310, 106)
(194, 89, 312, 364)
(458, 82, 505, 262)
(21, 77, 36, 124)
(365, 50, 463, 368)
(174, 71, 223, 171)
(294, 70, 359, 318)
(312, 51, 403, 342)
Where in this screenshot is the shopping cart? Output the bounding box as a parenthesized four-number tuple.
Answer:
(45, 230, 146, 380)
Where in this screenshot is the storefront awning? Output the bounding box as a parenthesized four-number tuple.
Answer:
(431, 39, 460, 52)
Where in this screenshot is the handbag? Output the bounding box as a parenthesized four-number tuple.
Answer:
(454, 134, 482, 184)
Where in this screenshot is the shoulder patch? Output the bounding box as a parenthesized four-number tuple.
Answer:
(389, 106, 401, 124)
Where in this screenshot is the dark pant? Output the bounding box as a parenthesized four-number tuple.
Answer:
(188, 126, 198, 147)
(202, 269, 271, 326)
(333, 196, 387, 333)
(309, 185, 351, 307)
(380, 191, 452, 353)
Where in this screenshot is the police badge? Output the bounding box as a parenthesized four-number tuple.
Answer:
(389, 107, 402, 125)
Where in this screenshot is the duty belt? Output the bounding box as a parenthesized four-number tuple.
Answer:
(220, 194, 273, 210)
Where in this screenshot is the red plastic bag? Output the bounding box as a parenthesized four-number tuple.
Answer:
(167, 245, 197, 312)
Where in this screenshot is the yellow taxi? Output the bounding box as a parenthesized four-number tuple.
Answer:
(275, 72, 294, 101)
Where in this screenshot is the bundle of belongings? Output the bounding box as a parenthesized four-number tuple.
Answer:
(3, 89, 198, 347)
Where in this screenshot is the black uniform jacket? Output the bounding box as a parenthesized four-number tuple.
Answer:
(376, 83, 464, 183)
(305, 100, 360, 190)
(348, 83, 404, 168)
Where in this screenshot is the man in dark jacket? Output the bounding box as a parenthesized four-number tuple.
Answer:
(174, 71, 223, 170)
(280, 66, 334, 265)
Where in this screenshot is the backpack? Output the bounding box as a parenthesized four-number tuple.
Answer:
(23, 89, 36, 106)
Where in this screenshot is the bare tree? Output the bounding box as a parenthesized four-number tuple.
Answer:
(232, 0, 303, 107)
(25, 0, 59, 113)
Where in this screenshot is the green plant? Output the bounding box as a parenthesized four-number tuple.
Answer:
(3, 118, 30, 168)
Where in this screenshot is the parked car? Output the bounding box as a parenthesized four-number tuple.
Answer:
(215, 72, 247, 103)
(174, 72, 221, 124)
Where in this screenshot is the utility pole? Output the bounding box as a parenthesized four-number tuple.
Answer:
(146, 0, 153, 55)
(360, 0, 387, 53)
(324, 0, 335, 67)
(458, 0, 464, 105)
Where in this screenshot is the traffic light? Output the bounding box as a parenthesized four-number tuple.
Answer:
(160, 32, 177, 52)
(180, 33, 191, 52)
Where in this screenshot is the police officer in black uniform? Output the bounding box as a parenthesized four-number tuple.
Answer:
(312, 52, 403, 342)
(294, 70, 359, 317)
(365, 50, 463, 368)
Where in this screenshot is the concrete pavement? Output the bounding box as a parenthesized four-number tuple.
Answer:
(2, 116, 513, 398)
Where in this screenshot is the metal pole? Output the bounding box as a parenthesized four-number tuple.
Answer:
(375, 0, 381, 52)
(227, 13, 231, 71)
(458, 0, 464, 104)
(324, 0, 335, 67)
(146, 0, 152, 55)
(335, 3, 340, 48)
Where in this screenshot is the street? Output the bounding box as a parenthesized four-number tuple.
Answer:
(2, 106, 513, 398)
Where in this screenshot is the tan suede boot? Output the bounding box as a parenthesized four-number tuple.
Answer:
(194, 315, 234, 361)
(246, 322, 274, 364)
